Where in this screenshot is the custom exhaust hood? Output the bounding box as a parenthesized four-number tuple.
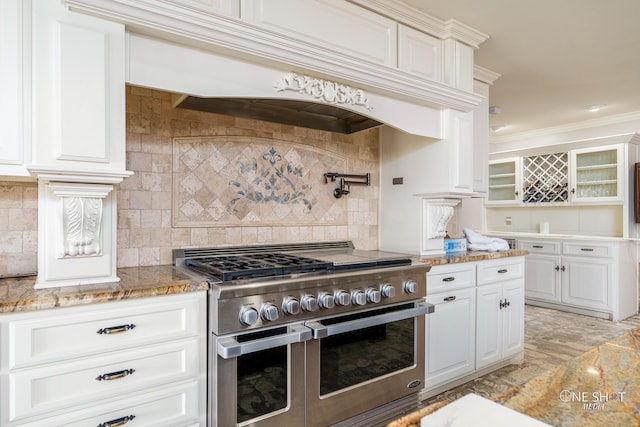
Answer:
(175, 96, 383, 134)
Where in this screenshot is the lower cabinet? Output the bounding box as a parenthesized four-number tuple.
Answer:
(476, 280, 524, 369)
(518, 238, 636, 320)
(425, 287, 476, 390)
(0, 292, 207, 427)
(424, 257, 525, 395)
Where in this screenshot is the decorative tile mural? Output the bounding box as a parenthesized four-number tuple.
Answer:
(172, 136, 348, 227)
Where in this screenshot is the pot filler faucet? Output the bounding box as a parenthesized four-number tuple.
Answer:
(324, 172, 371, 198)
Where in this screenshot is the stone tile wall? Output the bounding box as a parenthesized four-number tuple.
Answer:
(0, 182, 38, 276)
(118, 86, 380, 267)
(0, 86, 380, 275)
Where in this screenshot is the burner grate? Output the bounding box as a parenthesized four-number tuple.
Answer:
(185, 253, 332, 281)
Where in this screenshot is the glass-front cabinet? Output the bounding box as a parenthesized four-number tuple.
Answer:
(569, 145, 623, 203)
(487, 158, 520, 203)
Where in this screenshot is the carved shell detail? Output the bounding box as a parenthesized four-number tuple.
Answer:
(61, 197, 103, 257)
(274, 72, 372, 110)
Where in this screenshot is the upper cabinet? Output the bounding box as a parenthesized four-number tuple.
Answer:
(487, 157, 520, 203)
(0, 0, 130, 181)
(0, 0, 30, 179)
(30, 0, 128, 178)
(570, 145, 623, 203)
(488, 143, 628, 206)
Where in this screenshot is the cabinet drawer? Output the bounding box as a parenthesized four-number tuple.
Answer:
(8, 292, 204, 369)
(477, 258, 524, 286)
(427, 264, 476, 294)
(517, 240, 561, 255)
(563, 242, 613, 258)
(9, 339, 200, 421)
(15, 381, 201, 427)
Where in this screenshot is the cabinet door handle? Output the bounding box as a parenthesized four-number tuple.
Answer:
(97, 324, 136, 335)
(443, 296, 456, 302)
(532, 245, 543, 249)
(442, 277, 456, 282)
(96, 368, 135, 381)
(561, 265, 566, 272)
(580, 248, 594, 252)
(98, 415, 136, 427)
(555, 265, 560, 271)
(499, 299, 511, 309)
(497, 269, 508, 274)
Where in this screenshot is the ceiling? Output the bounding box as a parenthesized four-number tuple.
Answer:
(400, 0, 640, 139)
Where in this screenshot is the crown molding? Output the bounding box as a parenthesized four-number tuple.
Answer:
(474, 65, 501, 85)
(490, 111, 640, 146)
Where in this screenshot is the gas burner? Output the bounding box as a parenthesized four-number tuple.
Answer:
(185, 253, 332, 281)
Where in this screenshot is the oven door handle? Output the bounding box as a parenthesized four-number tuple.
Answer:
(306, 302, 435, 339)
(217, 324, 312, 359)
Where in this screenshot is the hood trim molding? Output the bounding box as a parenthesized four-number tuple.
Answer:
(65, 0, 483, 113)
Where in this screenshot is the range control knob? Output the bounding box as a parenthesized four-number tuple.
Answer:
(239, 306, 259, 326)
(351, 289, 367, 306)
(334, 290, 350, 306)
(403, 279, 417, 294)
(366, 287, 381, 303)
(301, 295, 318, 312)
(282, 297, 300, 315)
(260, 303, 279, 322)
(380, 283, 396, 298)
(318, 292, 335, 309)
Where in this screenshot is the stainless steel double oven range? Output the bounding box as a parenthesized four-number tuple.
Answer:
(174, 241, 432, 427)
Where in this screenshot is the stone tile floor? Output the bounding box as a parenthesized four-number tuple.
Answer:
(380, 305, 640, 426)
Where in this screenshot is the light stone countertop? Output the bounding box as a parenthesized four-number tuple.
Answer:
(388, 328, 640, 427)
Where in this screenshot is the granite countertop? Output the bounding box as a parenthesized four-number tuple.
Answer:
(415, 249, 527, 266)
(0, 249, 527, 314)
(388, 327, 640, 427)
(0, 266, 209, 314)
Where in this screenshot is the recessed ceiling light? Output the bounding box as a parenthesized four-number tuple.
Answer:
(489, 106, 501, 115)
(491, 125, 506, 132)
(588, 104, 604, 112)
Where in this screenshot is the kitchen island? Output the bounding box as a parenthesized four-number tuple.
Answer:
(388, 321, 640, 427)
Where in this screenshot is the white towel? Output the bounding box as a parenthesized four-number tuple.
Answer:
(463, 228, 510, 252)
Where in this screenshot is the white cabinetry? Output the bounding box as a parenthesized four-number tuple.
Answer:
(0, 0, 30, 178)
(475, 258, 524, 369)
(518, 238, 636, 320)
(0, 293, 207, 427)
(424, 257, 525, 396)
(398, 25, 443, 82)
(425, 264, 476, 391)
(487, 158, 520, 203)
(569, 145, 624, 203)
(30, 0, 127, 175)
(241, 0, 398, 67)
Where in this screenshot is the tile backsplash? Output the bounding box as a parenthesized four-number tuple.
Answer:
(0, 182, 38, 276)
(0, 86, 380, 275)
(120, 86, 379, 267)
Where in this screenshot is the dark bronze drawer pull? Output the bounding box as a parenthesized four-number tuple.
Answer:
(580, 248, 594, 252)
(96, 368, 135, 381)
(497, 269, 508, 273)
(97, 324, 136, 335)
(442, 277, 456, 282)
(97, 415, 136, 427)
(532, 245, 543, 249)
(443, 296, 457, 302)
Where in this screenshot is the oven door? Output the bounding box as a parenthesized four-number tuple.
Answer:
(211, 323, 310, 427)
(305, 301, 432, 427)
